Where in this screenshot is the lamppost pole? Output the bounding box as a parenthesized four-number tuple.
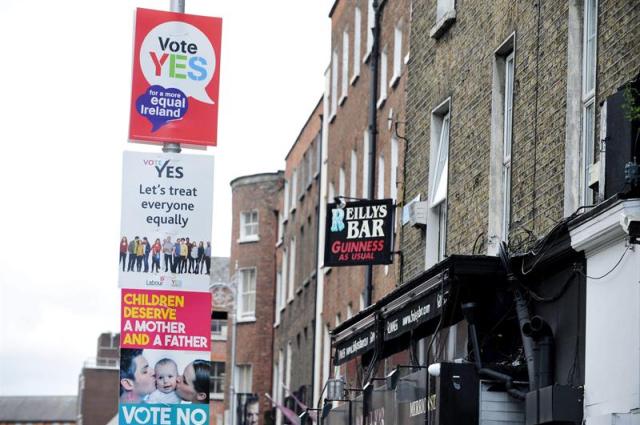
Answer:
(164, 0, 185, 154)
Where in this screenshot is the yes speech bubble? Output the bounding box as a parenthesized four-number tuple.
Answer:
(140, 21, 216, 104)
(136, 85, 189, 132)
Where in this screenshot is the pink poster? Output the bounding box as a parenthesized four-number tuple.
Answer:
(121, 289, 211, 351)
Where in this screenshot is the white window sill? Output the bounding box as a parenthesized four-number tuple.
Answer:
(289, 206, 296, 214)
(377, 97, 386, 110)
(210, 393, 224, 401)
(236, 316, 256, 324)
(287, 297, 294, 304)
(339, 94, 348, 106)
(323, 266, 332, 275)
(404, 52, 410, 65)
(351, 74, 359, 86)
(274, 320, 280, 328)
(276, 239, 283, 248)
(363, 50, 372, 64)
(211, 335, 228, 341)
(296, 286, 304, 296)
(389, 74, 400, 89)
(329, 112, 337, 124)
(430, 10, 456, 39)
(238, 236, 260, 244)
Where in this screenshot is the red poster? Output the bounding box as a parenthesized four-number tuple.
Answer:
(129, 8, 222, 147)
(121, 289, 211, 351)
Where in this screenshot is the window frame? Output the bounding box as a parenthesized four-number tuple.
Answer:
(238, 268, 257, 321)
(239, 210, 259, 242)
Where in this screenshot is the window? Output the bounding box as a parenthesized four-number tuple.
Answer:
(350, 150, 358, 198)
(291, 169, 298, 211)
(306, 149, 313, 188)
(322, 324, 331, 388)
(331, 49, 338, 119)
(377, 154, 385, 199)
(210, 362, 225, 394)
(315, 133, 322, 177)
(238, 268, 256, 320)
(362, 132, 370, 198)
(437, 0, 455, 21)
(501, 52, 514, 241)
(427, 100, 451, 267)
(488, 35, 515, 253)
(353, 7, 361, 83)
(235, 364, 252, 393)
(277, 211, 284, 245)
(211, 318, 228, 340)
(339, 167, 346, 197)
(240, 211, 259, 242)
(365, 0, 374, 61)
(282, 248, 288, 307)
(391, 22, 403, 88)
(283, 180, 290, 220)
(341, 31, 349, 103)
(581, 0, 598, 205)
(390, 137, 398, 201)
(272, 357, 281, 425)
(275, 271, 282, 325)
(288, 237, 296, 301)
(378, 49, 388, 108)
(431, 0, 456, 39)
(286, 342, 293, 390)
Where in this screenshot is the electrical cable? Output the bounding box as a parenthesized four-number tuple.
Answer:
(577, 245, 631, 280)
(520, 271, 577, 303)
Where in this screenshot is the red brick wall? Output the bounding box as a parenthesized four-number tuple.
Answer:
(226, 173, 283, 423)
(322, 0, 410, 389)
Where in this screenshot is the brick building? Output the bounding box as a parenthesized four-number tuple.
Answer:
(327, 0, 640, 424)
(209, 256, 230, 425)
(313, 0, 411, 401)
(226, 172, 283, 425)
(77, 333, 119, 425)
(271, 98, 323, 424)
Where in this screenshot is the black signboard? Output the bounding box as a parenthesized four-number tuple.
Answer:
(324, 199, 394, 267)
(334, 325, 377, 365)
(384, 289, 445, 341)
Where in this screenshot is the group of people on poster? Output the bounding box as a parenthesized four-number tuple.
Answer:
(119, 349, 211, 405)
(119, 236, 212, 275)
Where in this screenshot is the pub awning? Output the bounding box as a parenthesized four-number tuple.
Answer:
(332, 255, 506, 365)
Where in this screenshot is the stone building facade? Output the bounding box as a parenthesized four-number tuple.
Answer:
(272, 98, 323, 424)
(226, 172, 283, 425)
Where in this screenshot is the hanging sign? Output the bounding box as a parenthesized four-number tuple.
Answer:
(324, 199, 394, 267)
(129, 8, 222, 147)
(119, 151, 214, 292)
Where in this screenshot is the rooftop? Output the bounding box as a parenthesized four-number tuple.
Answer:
(0, 396, 77, 422)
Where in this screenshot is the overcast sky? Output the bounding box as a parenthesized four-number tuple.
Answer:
(0, 0, 332, 396)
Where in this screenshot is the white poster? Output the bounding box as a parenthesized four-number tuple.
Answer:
(119, 151, 214, 292)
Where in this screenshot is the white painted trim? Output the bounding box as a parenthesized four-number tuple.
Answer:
(570, 199, 640, 255)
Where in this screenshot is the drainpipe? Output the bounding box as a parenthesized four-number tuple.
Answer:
(522, 316, 555, 389)
(364, 0, 385, 307)
(499, 242, 537, 391)
(310, 114, 324, 403)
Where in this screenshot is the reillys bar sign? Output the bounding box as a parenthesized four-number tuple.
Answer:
(324, 199, 394, 267)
